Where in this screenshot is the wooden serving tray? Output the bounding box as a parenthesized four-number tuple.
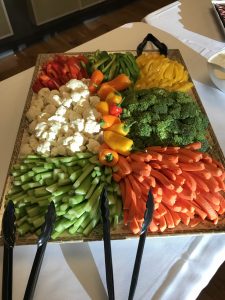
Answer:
(1, 50, 225, 245)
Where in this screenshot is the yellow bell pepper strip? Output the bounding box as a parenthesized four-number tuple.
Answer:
(109, 121, 135, 136)
(88, 69, 104, 94)
(95, 101, 109, 115)
(105, 91, 123, 105)
(100, 115, 121, 129)
(98, 148, 119, 167)
(103, 130, 133, 156)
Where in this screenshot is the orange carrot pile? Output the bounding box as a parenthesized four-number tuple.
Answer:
(113, 142, 225, 234)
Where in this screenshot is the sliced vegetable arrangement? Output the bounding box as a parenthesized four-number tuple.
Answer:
(3, 49, 225, 241)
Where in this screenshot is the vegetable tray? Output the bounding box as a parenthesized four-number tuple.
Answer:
(1, 50, 225, 246)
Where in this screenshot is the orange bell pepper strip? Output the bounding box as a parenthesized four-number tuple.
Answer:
(98, 148, 119, 167)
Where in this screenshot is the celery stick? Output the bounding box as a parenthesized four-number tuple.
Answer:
(73, 164, 95, 188)
(26, 206, 41, 217)
(34, 186, 50, 197)
(70, 170, 82, 182)
(68, 195, 84, 206)
(68, 212, 88, 234)
(76, 152, 93, 159)
(67, 202, 87, 218)
(60, 203, 69, 211)
(33, 215, 45, 228)
(16, 215, 27, 227)
(85, 183, 104, 212)
(75, 175, 92, 195)
(52, 185, 72, 197)
(46, 183, 58, 193)
(83, 214, 100, 236)
(85, 182, 99, 199)
(18, 222, 32, 236)
(58, 178, 71, 186)
(22, 182, 43, 191)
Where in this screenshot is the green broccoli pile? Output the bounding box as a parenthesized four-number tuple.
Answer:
(121, 88, 209, 151)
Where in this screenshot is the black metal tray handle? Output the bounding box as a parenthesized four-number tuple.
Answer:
(136, 33, 168, 57)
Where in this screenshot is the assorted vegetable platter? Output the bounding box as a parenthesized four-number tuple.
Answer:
(1, 49, 225, 245)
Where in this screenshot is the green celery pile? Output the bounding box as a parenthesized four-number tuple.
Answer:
(121, 88, 209, 151)
(6, 153, 122, 239)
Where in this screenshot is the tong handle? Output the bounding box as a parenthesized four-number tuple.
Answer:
(23, 244, 46, 300)
(136, 33, 168, 57)
(128, 232, 147, 300)
(2, 245, 13, 300)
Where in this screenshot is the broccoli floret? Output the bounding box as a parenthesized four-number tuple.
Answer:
(132, 122, 152, 137)
(179, 103, 199, 119)
(168, 103, 181, 119)
(153, 102, 168, 115)
(175, 91, 193, 104)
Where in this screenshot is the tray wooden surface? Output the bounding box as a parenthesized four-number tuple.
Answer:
(1, 50, 225, 245)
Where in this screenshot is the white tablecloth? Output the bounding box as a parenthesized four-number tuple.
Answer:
(1, 6, 225, 299)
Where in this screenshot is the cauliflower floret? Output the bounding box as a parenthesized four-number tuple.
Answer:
(48, 115, 66, 123)
(28, 120, 37, 133)
(80, 89, 90, 99)
(70, 92, 81, 103)
(50, 147, 59, 156)
(36, 141, 51, 156)
(30, 97, 44, 110)
(20, 143, 33, 155)
(43, 104, 57, 115)
(86, 139, 101, 153)
(83, 108, 101, 120)
(71, 119, 84, 132)
(84, 120, 100, 134)
(72, 104, 84, 115)
(38, 87, 50, 98)
(26, 106, 42, 122)
(47, 93, 62, 107)
(48, 121, 61, 133)
(62, 99, 73, 108)
(59, 85, 70, 93)
(66, 79, 86, 91)
(55, 105, 67, 116)
(66, 110, 82, 122)
(56, 145, 67, 156)
(89, 95, 101, 107)
(35, 122, 48, 138)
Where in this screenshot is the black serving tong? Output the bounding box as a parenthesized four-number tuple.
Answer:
(23, 201, 56, 300)
(100, 186, 115, 300)
(2, 200, 16, 300)
(128, 190, 154, 300)
(136, 33, 168, 57)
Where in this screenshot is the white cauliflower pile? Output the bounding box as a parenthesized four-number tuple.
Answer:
(21, 79, 102, 156)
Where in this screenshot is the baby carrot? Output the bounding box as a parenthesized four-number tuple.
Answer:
(185, 142, 202, 150)
(195, 195, 218, 220)
(179, 162, 205, 172)
(151, 169, 174, 190)
(117, 155, 132, 175)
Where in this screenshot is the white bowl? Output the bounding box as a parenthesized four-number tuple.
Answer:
(207, 50, 225, 93)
